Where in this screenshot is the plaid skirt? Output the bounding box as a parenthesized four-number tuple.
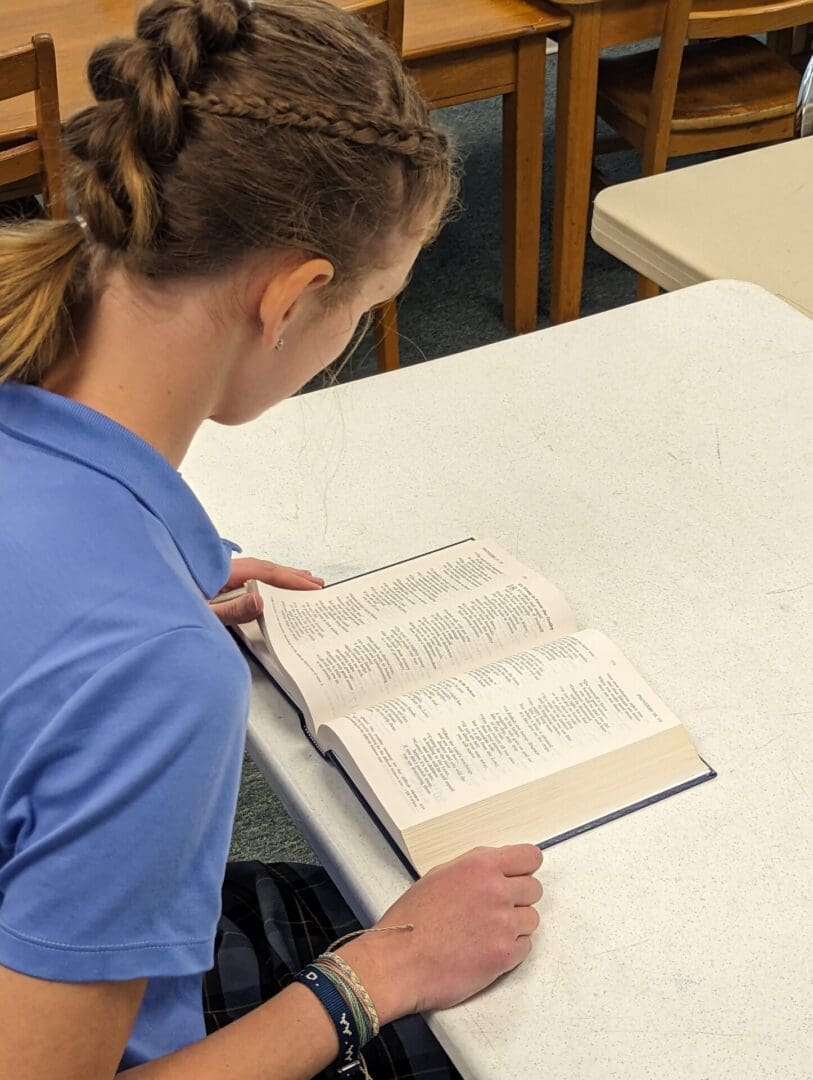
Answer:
(203, 861, 462, 1080)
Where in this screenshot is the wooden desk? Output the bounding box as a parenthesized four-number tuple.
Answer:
(0, 0, 565, 126)
(401, 0, 568, 333)
(183, 281, 813, 1078)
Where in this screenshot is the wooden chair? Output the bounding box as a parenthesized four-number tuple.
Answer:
(593, 0, 813, 299)
(339, 0, 569, 372)
(0, 33, 66, 217)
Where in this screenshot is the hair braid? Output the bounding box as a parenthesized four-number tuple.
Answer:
(67, 0, 251, 249)
(183, 89, 449, 167)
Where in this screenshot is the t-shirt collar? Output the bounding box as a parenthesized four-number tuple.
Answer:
(0, 382, 232, 598)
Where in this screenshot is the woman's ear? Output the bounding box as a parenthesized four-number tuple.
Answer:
(258, 257, 335, 349)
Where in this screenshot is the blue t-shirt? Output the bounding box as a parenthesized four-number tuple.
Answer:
(0, 382, 251, 1069)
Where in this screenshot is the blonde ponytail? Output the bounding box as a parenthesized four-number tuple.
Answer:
(0, 219, 89, 385)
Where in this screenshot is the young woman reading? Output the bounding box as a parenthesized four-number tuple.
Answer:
(0, 2, 544, 1077)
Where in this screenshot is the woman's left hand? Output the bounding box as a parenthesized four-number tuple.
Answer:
(209, 557, 324, 626)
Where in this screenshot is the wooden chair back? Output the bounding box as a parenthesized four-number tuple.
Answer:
(340, 0, 405, 54)
(642, 0, 813, 173)
(689, 0, 813, 39)
(0, 33, 66, 217)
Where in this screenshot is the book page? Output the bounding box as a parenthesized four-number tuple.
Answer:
(258, 539, 576, 728)
(320, 629, 685, 831)
(403, 727, 707, 874)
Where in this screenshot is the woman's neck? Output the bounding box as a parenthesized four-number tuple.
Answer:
(41, 269, 242, 469)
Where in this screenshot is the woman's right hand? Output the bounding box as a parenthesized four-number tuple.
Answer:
(339, 844, 544, 1025)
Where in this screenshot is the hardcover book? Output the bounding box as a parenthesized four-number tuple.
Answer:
(236, 539, 714, 876)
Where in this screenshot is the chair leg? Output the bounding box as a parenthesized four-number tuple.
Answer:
(766, 28, 795, 59)
(550, 3, 601, 324)
(373, 299, 400, 372)
(636, 274, 660, 300)
(501, 34, 546, 334)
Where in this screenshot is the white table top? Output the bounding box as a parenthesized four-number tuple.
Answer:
(183, 281, 813, 1080)
(591, 138, 813, 318)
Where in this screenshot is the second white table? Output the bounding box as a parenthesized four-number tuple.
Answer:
(591, 138, 813, 318)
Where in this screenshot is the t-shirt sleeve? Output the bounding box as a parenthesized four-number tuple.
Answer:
(0, 627, 249, 982)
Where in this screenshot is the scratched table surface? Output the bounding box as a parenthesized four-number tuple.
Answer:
(183, 281, 813, 1080)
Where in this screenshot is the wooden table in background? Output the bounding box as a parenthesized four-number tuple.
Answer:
(400, 0, 568, 333)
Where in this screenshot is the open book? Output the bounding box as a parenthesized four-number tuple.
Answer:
(237, 539, 714, 876)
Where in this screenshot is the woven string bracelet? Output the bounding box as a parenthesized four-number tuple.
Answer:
(294, 922, 414, 1079)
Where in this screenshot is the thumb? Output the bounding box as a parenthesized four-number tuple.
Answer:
(210, 589, 263, 627)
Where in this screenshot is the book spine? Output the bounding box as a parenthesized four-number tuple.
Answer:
(326, 751, 419, 880)
(233, 633, 330, 759)
(538, 762, 717, 850)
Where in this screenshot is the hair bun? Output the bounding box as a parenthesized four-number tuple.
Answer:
(88, 1, 249, 107)
(137, 0, 250, 93)
(87, 39, 135, 102)
(72, 0, 253, 255)
(83, 0, 251, 195)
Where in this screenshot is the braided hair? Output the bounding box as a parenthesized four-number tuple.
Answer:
(0, 0, 455, 383)
(184, 90, 448, 168)
(66, 0, 254, 251)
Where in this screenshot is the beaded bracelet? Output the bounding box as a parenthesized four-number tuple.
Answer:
(294, 922, 414, 1079)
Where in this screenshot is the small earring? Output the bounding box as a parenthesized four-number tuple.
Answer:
(274, 338, 285, 351)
